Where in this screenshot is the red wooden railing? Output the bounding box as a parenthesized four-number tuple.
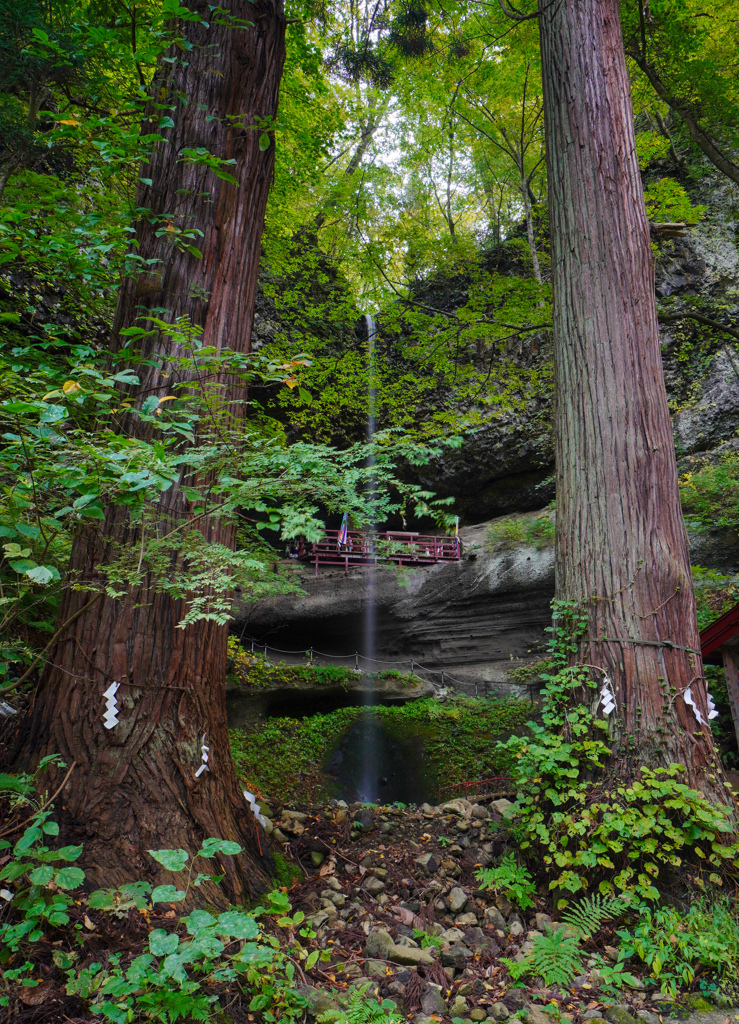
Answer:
(437, 776, 512, 803)
(304, 529, 461, 574)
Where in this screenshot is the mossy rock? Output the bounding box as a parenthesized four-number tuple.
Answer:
(604, 1008, 638, 1024)
(684, 997, 714, 1013)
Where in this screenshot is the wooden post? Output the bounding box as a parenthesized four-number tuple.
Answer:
(722, 648, 739, 751)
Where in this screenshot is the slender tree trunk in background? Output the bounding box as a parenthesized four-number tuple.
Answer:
(538, 0, 734, 805)
(12, 0, 287, 903)
(520, 169, 542, 284)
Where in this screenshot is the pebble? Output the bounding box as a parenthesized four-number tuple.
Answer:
(483, 907, 507, 930)
(471, 1009, 488, 1021)
(388, 945, 434, 967)
(490, 1003, 510, 1020)
(362, 876, 385, 896)
(421, 984, 447, 1016)
(441, 945, 468, 971)
(448, 886, 469, 913)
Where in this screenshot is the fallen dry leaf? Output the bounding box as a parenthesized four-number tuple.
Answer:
(19, 981, 61, 1006)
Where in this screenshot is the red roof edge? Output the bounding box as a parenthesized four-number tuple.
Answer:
(700, 601, 739, 659)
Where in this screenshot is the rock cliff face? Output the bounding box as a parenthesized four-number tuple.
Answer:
(410, 173, 739, 524)
(235, 512, 739, 693)
(235, 520, 554, 696)
(238, 175, 739, 683)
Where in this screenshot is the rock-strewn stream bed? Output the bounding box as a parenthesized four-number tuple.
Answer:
(265, 797, 739, 1024)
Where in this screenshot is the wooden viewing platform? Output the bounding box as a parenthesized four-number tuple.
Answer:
(303, 529, 461, 574)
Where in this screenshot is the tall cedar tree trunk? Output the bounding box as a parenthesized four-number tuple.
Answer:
(12, 0, 286, 902)
(538, 0, 733, 805)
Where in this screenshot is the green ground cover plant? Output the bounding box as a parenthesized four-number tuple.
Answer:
(485, 508, 555, 551)
(495, 602, 739, 901)
(0, 803, 321, 1021)
(227, 641, 419, 691)
(230, 695, 530, 805)
(680, 456, 739, 532)
(617, 896, 739, 997)
(692, 567, 739, 632)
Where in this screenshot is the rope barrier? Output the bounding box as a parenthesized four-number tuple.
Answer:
(236, 635, 531, 699)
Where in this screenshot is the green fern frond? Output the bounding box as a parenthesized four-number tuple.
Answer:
(0, 772, 32, 795)
(502, 928, 582, 988)
(318, 987, 404, 1024)
(561, 894, 627, 939)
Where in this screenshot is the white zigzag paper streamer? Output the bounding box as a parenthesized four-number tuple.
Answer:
(195, 734, 210, 778)
(102, 682, 120, 730)
(684, 687, 706, 726)
(707, 689, 719, 720)
(599, 676, 616, 716)
(243, 788, 269, 828)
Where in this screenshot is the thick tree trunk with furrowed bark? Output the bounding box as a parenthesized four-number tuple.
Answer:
(12, 0, 287, 903)
(538, 0, 734, 806)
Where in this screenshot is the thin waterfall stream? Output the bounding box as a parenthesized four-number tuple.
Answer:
(358, 311, 380, 803)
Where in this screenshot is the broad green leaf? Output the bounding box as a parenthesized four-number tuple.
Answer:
(216, 910, 259, 939)
(148, 848, 189, 872)
(148, 928, 180, 956)
(197, 838, 242, 858)
(55, 845, 83, 862)
(151, 884, 186, 903)
(184, 908, 215, 933)
(54, 867, 85, 889)
(28, 865, 54, 885)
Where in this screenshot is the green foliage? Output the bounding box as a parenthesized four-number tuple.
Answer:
(680, 456, 739, 532)
(230, 696, 530, 804)
(413, 928, 445, 949)
(560, 893, 629, 939)
(692, 566, 739, 632)
(0, 808, 84, 954)
(476, 851, 536, 911)
(636, 131, 672, 170)
(617, 896, 739, 997)
(486, 509, 555, 552)
(503, 926, 582, 987)
(227, 640, 418, 692)
(494, 601, 739, 901)
(643, 178, 706, 223)
(0, 815, 323, 1022)
(318, 984, 404, 1024)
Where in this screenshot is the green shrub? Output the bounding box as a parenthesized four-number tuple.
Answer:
(617, 896, 739, 997)
(692, 566, 739, 631)
(503, 926, 583, 987)
(495, 601, 739, 901)
(680, 457, 739, 532)
(486, 509, 555, 552)
(476, 851, 536, 910)
(643, 178, 705, 223)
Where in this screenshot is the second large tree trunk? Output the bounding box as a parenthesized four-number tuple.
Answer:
(12, 0, 287, 903)
(538, 0, 733, 804)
